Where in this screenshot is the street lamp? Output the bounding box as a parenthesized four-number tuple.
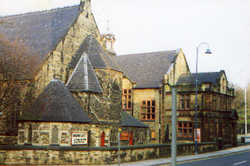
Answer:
(194, 42, 212, 155)
(171, 84, 177, 166)
(244, 87, 248, 135)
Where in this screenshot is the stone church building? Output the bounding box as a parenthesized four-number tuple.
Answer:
(0, 0, 148, 147)
(0, 0, 237, 147)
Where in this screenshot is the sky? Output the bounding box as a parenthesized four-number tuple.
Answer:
(1, 0, 250, 88)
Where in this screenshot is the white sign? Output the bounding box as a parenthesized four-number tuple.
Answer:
(197, 128, 201, 143)
(71, 132, 88, 145)
(245, 136, 250, 143)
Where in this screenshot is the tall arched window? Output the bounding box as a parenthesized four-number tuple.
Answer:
(100, 131, 105, 147)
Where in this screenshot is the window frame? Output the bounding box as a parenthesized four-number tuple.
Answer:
(180, 95, 185, 110)
(179, 94, 191, 110)
(141, 99, 156, 120)
(177, 121, 193, 138)
(122, 89, 132, 111)
(212, 94, 217, 110)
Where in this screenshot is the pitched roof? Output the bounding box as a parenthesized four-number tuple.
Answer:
(115, 50, 178, 88)
(66, 53, 102, 93)
(68, 35, 121, 71)
(176, 70, 225, 86)
(0, 5, 80, 65)
(19, 79, 91, 123)
(120, 112, 148, 128)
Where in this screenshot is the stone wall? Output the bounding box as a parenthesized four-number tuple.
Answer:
(133, 88, 161, 144)
(18, 122, 92, 146)
(72, 69, 123, 123)
(0, 136, 17, 145)
(0, 142, 217, 165)
(17, 121, 148, 147)
(94, 69, 123, 122)
(173, 49, 190, 84)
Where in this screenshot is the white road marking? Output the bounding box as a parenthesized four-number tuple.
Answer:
(233, 160, 248, 166)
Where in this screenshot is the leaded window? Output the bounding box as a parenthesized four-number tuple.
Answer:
(122, 89, 132, 111)
(141, 100, 155, 120)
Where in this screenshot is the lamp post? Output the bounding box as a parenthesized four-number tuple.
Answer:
(194, 42, 212, 155)
(245, 87, 247, 135)
(171, 85, 177, 166)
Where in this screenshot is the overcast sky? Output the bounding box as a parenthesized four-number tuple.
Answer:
(1, 0, 250, 87)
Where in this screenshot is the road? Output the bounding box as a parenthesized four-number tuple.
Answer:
(177, 151, 250, 166)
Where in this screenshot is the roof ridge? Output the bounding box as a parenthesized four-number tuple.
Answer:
(118, 50, 177, 57)
(191, 71, 221, 74)
(0, 4, 79, 19)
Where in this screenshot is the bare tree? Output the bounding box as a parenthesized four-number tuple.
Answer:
(233, 85, 244, 110)
(0, 33, 38, 135)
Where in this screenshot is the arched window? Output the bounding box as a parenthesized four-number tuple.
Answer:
(100, 131, 105, 147)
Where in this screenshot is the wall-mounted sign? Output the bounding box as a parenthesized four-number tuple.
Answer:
(196, 128, 201, 143)
(120, 131, 129, 141)
(71, 132, 88, 145)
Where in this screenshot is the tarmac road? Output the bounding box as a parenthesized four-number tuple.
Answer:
(177, 150, 250, 166)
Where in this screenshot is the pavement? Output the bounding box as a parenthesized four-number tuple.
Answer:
(103, 144, 250, 166)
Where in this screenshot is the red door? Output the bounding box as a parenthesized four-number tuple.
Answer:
(129, 132, 133, 145)
(101, 132, 105, 146)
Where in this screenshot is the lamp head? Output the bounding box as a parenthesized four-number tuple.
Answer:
(205, 48, 212, 55)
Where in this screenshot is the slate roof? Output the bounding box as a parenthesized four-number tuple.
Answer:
(0, 5, 121, 75)
(120, 112, 148, 128)
(176, 71, 225, 86)
(115, 50, 178, 88)
(66, 53, 102, 93)
(19, 79, 91, 123)
(0, 5, 80, 66)
(69, 35, 121, 71)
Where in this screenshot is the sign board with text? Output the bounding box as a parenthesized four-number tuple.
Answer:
(71, 132, 88, 145)
(197, 128, 201, 143)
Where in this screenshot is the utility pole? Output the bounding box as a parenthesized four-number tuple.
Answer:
(171, 86, 177, 166)
(245, 87, 247, 135)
